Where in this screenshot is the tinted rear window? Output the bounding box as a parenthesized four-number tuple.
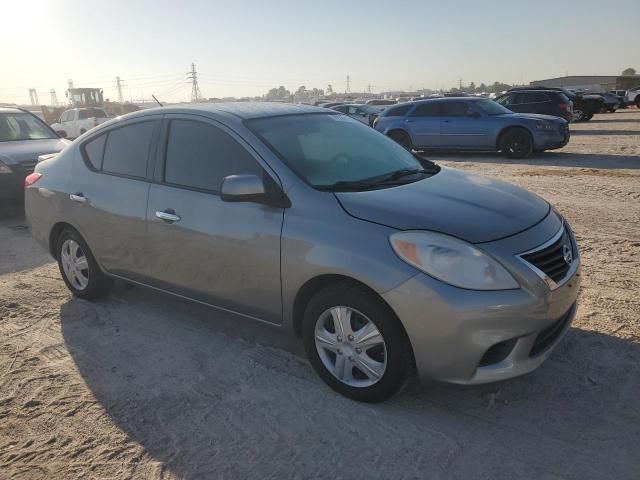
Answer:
(164, 120, 262, 192)
(102, 122, 155, 178)
(384, 104, 411, 117)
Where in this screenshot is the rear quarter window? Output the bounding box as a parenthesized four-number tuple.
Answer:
(102, 121, 156, 178)
(82, 134, 107, 170)
(384, 104, 412, 117)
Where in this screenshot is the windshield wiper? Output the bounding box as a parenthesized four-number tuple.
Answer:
(315, 166, 439, 192)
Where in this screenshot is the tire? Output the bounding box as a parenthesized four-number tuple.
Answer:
(573, 108, 585, 122)
(636, 98, 640, 109)
(56, 229, 111, 299)
(302, 282, 413, 403)
(583, 113, 594, 121)
(499, 128, 533, 159)
(388, 130, 413, 151)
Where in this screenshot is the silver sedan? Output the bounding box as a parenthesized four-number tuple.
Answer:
(25, 103, 580, 402)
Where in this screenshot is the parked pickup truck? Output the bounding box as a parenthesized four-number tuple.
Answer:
(50, 107, 109, 139)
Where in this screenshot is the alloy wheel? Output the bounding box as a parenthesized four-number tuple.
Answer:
(314, 306, 387, 388)
(60, 239, 90, 290)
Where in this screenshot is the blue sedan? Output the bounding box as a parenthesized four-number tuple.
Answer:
(373, 97, 569, 158)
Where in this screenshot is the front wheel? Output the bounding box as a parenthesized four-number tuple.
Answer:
(57, 229, 111, 299)
(302, 283, 413, 402)
(388, 130, 413, 151)
(499, 128, 533, 159)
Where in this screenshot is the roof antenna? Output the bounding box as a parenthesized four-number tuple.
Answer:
(151, 94, 163, 107)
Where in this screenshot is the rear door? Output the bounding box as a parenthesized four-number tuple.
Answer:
(69, 117, 161, 280)
(440, 101, 489, 148)
(404, 102, 441, 148)
(145, 115, 284, 324)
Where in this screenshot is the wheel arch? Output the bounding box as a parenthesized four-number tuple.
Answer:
(496, 124, 533, 150)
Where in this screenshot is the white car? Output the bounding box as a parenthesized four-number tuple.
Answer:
(625, 87, 640, 108)
(51, 107, 109, 139)
(331, 104, 385, 126)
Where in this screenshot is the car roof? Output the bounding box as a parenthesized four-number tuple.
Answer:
(172, 102, 326, 119)
(0, 107, 25, 114)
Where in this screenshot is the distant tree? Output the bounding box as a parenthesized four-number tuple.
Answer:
(468, 82, 476, 93)
(326, 84, 333, 95)
(478, 82, 488, 92)
(622, 67, 637, 76)
(265, 86, 291, 101)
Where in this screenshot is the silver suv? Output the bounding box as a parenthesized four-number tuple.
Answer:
(26, 103, 580, 402)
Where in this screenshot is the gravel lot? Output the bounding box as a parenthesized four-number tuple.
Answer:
(1, 110, 639, 479)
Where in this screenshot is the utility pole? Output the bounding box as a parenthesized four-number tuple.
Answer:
(116, 76, 124, 103)
(459, 78, 463, 90)
(50, 89, 58, 106)
(187, 63, 201, 102)
(28, 88, 39, 105)
(345, 75, 351, 94)
(367, 84, 372, 94)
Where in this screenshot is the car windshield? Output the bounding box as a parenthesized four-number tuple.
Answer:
(0, 113, 57, 142)
(247, 113, 428, 189)
(475, 99, 513, 115)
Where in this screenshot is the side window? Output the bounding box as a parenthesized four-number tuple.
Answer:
(334, 105, 346, 113)
(82, 134, 107, 170)
(410, 102, 441, 117)
(441, 102, 470, 116)
(102, 121, 155, 178)
(512, 93, 527, 104)
(347, 106, 359, 115)
(495, 96, 509, 106)
(164, 120, 262, 192)
(78, 110, 89, 120)
(60, 112, 68, 122)
(385, 104, 412, 117)
(532, 93, 550, 102)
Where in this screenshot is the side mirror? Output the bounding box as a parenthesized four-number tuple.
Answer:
(220, 174, 266, 202)
(56, 130, 68, 138)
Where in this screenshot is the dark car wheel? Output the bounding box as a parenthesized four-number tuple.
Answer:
(499, 128, 533, 159)
(583, 113, 594, 121)
(388, 130, 413, 151)
(573, 108, 585, 122)
(302, 283, 413, 403)
(56, 229, 111, 299)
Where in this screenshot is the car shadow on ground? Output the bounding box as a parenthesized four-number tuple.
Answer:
(59, 286, 640, 478)
(571, 130, 640, 136)
(430, 151, 640, 169)
(0, 207, 53, 275)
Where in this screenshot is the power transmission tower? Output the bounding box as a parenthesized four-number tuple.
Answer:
(50, 89, 58, 106)
(116, 76, 124, 103)
(367, 84, 371, 94)
(458, 78, 463, 90)
(28, 88, 39, 105)
(345, 75, 351, 94)
(187, 63, 201, 102)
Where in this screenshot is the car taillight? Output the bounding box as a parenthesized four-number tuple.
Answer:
(24, 172, 42, 188)
(559, 103, 568, 110)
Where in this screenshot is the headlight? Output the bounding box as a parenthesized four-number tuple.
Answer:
(0, 160, 13, 174)
(390, 231, 519, 290)
(535, 122, 554, 131)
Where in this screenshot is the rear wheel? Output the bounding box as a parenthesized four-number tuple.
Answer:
(573, 108, 585, 122)
(499, 128, 533, 159)
(388, 130, 413, 151)
(56, 229, 111, 299)
(302, 283, 413, 402)
(583, 113, 594, 121)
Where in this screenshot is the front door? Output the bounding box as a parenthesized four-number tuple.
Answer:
(145, 116, 284, 324)
(439, 101, 489, 148)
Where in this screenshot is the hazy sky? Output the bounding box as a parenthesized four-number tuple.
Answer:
(1, 0, 638, 104)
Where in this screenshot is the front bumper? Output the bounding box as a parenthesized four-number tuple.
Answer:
(534, 127, 570, 151)
(383, 212, 581, 384)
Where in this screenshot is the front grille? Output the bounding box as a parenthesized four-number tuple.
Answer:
(529, 305, 574, 357)
(521, 227, 573, 283)
(479, 339, 517, 367)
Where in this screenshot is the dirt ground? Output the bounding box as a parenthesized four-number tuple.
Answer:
(1, 110, 639, 479)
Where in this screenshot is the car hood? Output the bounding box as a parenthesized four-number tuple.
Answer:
(509, 112, 564, 122)
(0, 139, 68, 165)
(335, 167, 550, 243)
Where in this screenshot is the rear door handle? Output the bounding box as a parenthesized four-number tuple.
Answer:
(155, 209, 181, 223)
(70, 192, 87, 204)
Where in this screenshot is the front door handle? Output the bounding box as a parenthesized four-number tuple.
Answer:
(70, 192, 87, 204)
(155, 209, 181, 223)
